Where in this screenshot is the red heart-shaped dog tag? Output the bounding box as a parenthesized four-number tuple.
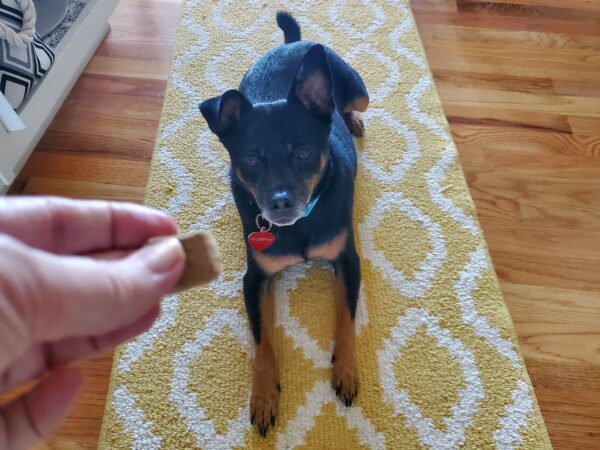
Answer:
(248, 231, 275, 252)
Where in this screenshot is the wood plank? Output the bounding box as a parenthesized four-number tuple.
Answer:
(434, 71, 557, 95)
(457, 0, 600, 23)
(460, 0, 600, 13)
(420, 24, 600, 50)
(503, 281, 600, 449)
(438, 84, 600, 117)
(427, 45, 600, 82)
(568, 116, 600, 135)
(22, 177, 146, 203)
(461, 148, 600, 180)
(409, 0, 458, 12)
(85, 55, 171, 80)
(72, 73, 168, 99)
(552, 80, 600, 98)
(487, 225, 600, 264)
(36, 107, 162, 159)
(412, 10, 600, 36)
(12, 152, 151, 186)
(451, 123, 600, 156)
(446, 105, 572, 133)
(462, 171, 600, 231)
(94, 0, 180, 60)
(503, 282, 600, 329)
(525, 359, 600, 450)
(489, 248, 600, 291)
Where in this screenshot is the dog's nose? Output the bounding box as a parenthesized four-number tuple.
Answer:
(270, 191, 292, 211)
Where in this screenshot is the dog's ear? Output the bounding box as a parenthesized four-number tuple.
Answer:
(199, 90, 251, 135)
(288, 44, 335, 118)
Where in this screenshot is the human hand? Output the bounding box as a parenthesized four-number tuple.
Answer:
(0, 196, 185, 450)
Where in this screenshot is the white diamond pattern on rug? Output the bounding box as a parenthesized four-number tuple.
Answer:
(212, 0, 270, 38)
(330, 0, 385, 39)
(378, 308, 484, 450)
(344, 44, 401, 104)
(276, 381, 386, 450)
(204, 43, 260, 93)
(357, 108, 421, 184)
(359, 191, 447, 299)
(274, 260, 369, 370)
(170, 308, 254, 449)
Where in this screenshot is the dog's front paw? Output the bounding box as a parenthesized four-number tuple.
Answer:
(332, 354, 358, 407)
(250, 378, 280, 437)
(344, 111, 365, 138)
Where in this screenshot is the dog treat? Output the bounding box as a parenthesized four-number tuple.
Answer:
(149, 231, 221, 291)
(175, 231, 221, 291)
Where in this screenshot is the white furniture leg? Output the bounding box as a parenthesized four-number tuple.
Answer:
(0, 92, 26, 132)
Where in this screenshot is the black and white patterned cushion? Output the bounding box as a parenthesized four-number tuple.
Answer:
(0, 0, 54, 109)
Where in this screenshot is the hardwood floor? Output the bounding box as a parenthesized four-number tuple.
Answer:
(411, 1, 600, 448)
(5, 0, 599, 448)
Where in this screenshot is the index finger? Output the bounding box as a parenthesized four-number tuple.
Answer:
(0, 196, 177, 254)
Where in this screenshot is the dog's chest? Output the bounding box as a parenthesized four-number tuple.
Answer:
(252, 229, 348, 274)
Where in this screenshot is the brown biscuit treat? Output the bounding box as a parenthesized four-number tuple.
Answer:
(148, 231, 221, 291)
(175, 231, 221, 291)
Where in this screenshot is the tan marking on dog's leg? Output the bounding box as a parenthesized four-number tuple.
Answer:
(343, 95, 368, 137)
(331, 274, 358, 406)
(250, 285, 279, 437)
(344, 95, 369, 113)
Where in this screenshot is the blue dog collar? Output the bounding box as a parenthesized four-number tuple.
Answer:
(302, 193, 321, 218)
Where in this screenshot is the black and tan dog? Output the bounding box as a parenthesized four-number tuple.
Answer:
(200, 12, 369, 437)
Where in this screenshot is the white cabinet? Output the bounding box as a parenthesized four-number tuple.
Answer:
(0, 0, 119, 193)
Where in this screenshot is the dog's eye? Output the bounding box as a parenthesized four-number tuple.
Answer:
(296, 149, 311, 161)
(245, 156, 259, 167)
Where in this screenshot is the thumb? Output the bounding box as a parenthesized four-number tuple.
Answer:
(0, 367, 84, 450)
(0, 235, 185, 346)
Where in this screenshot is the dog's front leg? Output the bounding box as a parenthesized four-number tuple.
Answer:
(244, 263, 279, 437)
(331, 246, 360, 406)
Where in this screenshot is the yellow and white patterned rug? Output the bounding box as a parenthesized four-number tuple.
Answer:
(99, 1, 551, 448)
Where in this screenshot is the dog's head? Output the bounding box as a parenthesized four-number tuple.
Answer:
(200, 44, 334, 227)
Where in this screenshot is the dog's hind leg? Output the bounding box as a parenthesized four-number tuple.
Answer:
(327, 50, 370, 137)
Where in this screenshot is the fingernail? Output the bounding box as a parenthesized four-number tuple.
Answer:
(143, 237, 184, 273)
